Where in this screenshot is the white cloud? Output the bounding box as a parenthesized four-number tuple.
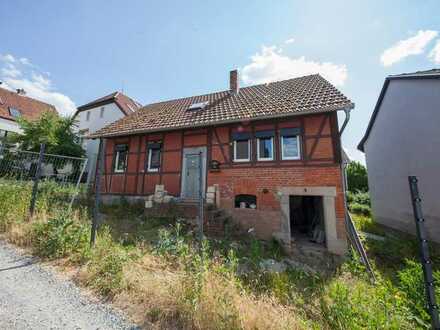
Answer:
(241, 45, 348, 86)
(428, 39, 440, 64)
(380, 30, 438, 66)
(1, 63, 21, 78)
(343, 147, 366, 165)
(0, 53, 76, 116)
(284, 37, 295, 44)
(19, 57, 31, 66)
(0, 54, 16, 63)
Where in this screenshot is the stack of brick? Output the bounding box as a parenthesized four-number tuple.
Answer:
(145, 184, 174, 208)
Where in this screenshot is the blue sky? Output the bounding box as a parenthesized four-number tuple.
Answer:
(1, 0, 439, 163)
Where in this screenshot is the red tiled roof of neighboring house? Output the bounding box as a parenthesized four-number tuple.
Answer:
(0, 86, 57, 122)
(75, 91, 142, 117)
(90, 74, 354, 138)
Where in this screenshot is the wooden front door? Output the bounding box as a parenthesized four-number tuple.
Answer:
(181, 147, 206, 199)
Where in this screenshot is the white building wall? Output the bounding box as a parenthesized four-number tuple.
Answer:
(0, 117, 22, 134)
(75, 103, 125, 182)
(364, 78, 440, 242)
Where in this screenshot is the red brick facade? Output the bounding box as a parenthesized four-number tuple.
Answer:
(99, 112, 345, 242)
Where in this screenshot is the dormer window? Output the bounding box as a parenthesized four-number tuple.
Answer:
(187, 101, 209, 111)
(8, 107, 21, 118)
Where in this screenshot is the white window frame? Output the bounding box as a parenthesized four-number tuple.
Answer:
(257, 137, 274, 161)
(147, 148, 160, 172)
(281, 135, 301, 160)
(233, 139, 251, 162)
(114, 146, 128, 173)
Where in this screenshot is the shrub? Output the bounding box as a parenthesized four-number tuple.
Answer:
(31, 211, 90, 261)
(346, 161, 369, 192)
(0, 180, 31, 231)
(397, 259, 440, 325)
(321, 278, 413, 329)
(84, 228, 130, 296)
(350, 202, 371, 216)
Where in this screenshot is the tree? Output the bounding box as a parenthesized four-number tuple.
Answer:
(346, 161, 369, 192)
(8, 112, 85, 158)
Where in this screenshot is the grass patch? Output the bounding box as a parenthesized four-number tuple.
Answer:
(0, 179, 438, 329)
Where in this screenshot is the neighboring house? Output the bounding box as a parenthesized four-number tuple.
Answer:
(74, 91, 141, 182)
(90, 71, 354, 255)
(358, 69, 440, 242)
(0, 85, 57, 141)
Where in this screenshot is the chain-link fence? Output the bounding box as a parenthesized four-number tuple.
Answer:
(0, 144, 88, 214)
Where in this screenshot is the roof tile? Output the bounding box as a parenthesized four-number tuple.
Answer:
(91, 74, 353, 138)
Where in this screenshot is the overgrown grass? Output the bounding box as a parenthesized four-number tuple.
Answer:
(0, 179, 437, 329)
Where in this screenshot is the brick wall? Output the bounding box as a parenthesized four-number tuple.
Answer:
(207, 165, 345, 239)
(99, 112, 345, 241)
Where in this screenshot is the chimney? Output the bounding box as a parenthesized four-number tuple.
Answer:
(16, 88, 26, 95)
(229, 69, 239, 95)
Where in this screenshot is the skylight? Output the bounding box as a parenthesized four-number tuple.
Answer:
(8, 107, 21, 118)
(187, 101, 209, 111)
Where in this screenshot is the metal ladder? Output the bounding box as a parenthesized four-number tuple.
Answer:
(345, 210, 376, 282)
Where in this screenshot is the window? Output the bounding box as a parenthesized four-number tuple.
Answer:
(235, 194, 257, 209)
(233, 139, 250, 162)
(147, 142, 161, 172)
(232, 132, 251, 162)
(280, 128, 301, 160)
(8, 107, 21, 118)
(114, 144, 128, 173)
(256, 130, 275, 161)
(100, 107, 105, 118)
(86, 111, 91, 121)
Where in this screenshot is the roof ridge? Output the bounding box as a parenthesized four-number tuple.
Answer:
(0, 86, 56, 109)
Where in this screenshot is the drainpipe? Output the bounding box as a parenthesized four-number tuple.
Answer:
(339, 107, 351, 136)
(339, 107, 352, 244)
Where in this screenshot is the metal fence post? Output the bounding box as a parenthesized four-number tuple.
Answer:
(198, 151, 204, 240)
(68, 158, 88, 211)
(91, 139, 105, 247)
(29, 143, 45, 216)
(408, 176, 440, 330)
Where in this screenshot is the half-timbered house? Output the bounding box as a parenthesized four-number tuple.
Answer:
(90, 71, 354, 255)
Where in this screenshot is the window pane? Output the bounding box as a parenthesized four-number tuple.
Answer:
(282, 136, 299, 159)
(116, 151, 127, 171)
(150, 149, 161, 169)
(258, 137, 273, 159)
(115, 144, 128, 172)
(235, 140, 249, 160)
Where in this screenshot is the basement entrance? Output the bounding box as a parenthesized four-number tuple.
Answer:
(289, 196, 325, 245)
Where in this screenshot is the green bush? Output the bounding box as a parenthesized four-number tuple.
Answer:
(85, 228, 130, 296)
(31, 211, 90, 260)
(350, 202, 371, 216)
(0, 180, 31, 231)
(321, 279, 413, 329)
(397, 259, 440, 325)
(346, 161, 369, 192)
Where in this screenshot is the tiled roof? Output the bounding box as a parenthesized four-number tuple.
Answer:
(90, 74, 354, 138)
(0, 86, 57, 122)
(75, 91, 142, 117)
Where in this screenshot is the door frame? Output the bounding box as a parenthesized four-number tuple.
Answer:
(180, 147, 207, 199)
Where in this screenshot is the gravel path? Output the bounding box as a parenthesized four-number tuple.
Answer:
(0, 240, 139, 330)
